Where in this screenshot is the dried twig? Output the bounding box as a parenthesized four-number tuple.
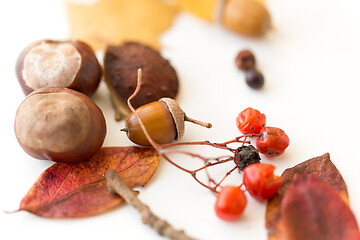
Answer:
(106, 170, 196, 240)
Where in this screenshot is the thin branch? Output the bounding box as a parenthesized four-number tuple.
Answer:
(191, 158, 233, 173)
(215, 166, 238, 190)
(106, 170, 196, 240)
(190, 171, 217, 193)
(161, 138, 250, 151)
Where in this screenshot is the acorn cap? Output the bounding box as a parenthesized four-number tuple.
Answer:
(159, 97, 185, 140)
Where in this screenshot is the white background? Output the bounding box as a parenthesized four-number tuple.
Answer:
(1, 0, 359, 239)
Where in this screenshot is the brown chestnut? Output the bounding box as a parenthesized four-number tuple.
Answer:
(16, 40, 101, 96)
(14, 87, 106, 163)
(122, 98, 212, 146)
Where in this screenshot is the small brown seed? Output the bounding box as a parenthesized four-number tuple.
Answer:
(245, 69, 264, 89)
(235, 50, 256, 70)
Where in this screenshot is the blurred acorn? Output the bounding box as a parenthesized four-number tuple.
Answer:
(178, 0, 271, 37)
(222, 0, 271, 37)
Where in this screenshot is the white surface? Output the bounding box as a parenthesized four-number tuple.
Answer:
(1, 0, 360, 239)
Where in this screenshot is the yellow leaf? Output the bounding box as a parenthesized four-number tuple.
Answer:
(175, 0, 265, 22)
(176, 0, 218, 21)
(67, 0, 179, 50)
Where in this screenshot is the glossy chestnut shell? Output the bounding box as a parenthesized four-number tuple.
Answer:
(14, 87, 106, 163)
(16, 40, 101, 96)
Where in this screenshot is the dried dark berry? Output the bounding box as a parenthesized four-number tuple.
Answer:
(245, 69, 264, 89)
(234, 145, 261, 171)
(235, 50, 256, 71)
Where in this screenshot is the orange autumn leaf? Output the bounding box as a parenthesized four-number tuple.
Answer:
(266, 153, 359, 240)
(19, 147, 160, 218)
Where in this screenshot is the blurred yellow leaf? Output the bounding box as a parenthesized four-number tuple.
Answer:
(175, 0, 265, 22)
(67, 0, 179, 50)
(176, 0, 217, 21)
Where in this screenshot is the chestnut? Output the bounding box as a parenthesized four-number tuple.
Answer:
(16, 40, 102, 96)
(14, 87, 106, 163)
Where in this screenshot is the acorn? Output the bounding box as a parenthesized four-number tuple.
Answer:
(122, 98, 212, 146)
(222, 0, 271, 37)
(16, 40, 102, 96)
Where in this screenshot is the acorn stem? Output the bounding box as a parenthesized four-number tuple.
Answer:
(185, 115, 212, 128)
(120, 128, 128, 132)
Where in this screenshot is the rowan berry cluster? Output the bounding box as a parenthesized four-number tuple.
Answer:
(215, 107, 289, 221)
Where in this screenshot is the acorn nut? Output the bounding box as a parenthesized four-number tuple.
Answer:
(16, 40, 102, 96)
(14, 87, 106, 163)
(122, 98, 212, 146)
(222, 0, 271, 37)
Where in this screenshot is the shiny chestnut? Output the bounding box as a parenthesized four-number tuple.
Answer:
(14, 87, 106, 163)
(16, 40, 101, 96)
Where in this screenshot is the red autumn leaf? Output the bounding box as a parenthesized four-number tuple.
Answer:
(281, 175, 360, 240)
(266, 153, 359, 240)
(19, 146, 160, 218)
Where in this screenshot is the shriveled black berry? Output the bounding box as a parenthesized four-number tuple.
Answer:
(245, 69, 264, 89)
(234, 145, 261, 171)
